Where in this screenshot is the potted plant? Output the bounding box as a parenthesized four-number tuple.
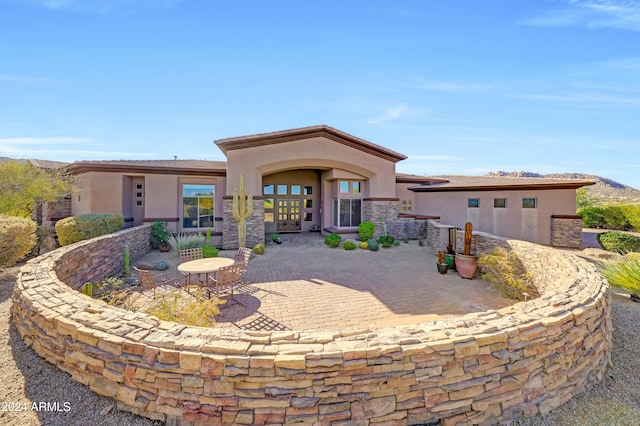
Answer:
(271, 233, 282, 244)
(455, 222, 477, 279)
(150, 221, 170, 252)
(436, 251, 448, 274)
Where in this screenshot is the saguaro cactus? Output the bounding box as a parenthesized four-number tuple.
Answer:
(232, 174, 253, 248)
(463, 222, 473, 256)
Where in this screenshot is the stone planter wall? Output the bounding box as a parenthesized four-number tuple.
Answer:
(12, 225, 611, 425)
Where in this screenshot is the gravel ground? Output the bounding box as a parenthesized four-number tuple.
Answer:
(2, 263, 640, 425)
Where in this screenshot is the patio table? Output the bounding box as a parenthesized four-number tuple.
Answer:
(178, 257, 235, 289)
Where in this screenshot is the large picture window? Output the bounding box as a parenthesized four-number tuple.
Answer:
(182, 184, 214, 229)
(332, 198, 362, 227)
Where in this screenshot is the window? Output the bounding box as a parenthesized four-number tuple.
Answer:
(339, 181, 349, 193)
(304, 199, 313, 208)
(304, 186, 313, 195)
(304, 212, 313, 221)
(332, 198, 362, 227)
(523, 198, 537, 209)
(277, 184, 288, 195)
(182, 184, 214, 229)
(494, 198, 507, 208)
(263, 184, 274, 195)
(291, 185, 301, 196)
(401, 200, 412, 212)
(468, 198, 480, 208)
(352, 182, 361, 193)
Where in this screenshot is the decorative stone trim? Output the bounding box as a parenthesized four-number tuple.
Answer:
(551, 216, 583, 249)
(12, 224, 611, 425)
(222, 198, 265, 250)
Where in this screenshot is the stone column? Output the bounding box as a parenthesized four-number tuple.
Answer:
(362, 198, 400, 238)
(222, 197, 265, 250)
(551, 215, 583, 249)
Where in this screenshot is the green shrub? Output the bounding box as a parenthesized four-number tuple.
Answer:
(324, 233, 342, 248)
(150, 221, 170, 249)
(367, 239, 379, 251)
(478, 247, 539, 300)
(602, 206, 631, 230)
(377, 235, 395, 248)
(252, 243, 265, 255)
(625, 205, 640, 231)
(167, 232, 203, 251)
(155, 261, 170, 271)
(597, 231, 640, 254)
(0, 214, 37, 268)
(600, 256, 640, 296)
(358, 221, 376, 241)
(202, 246, 219, 258)
(359, 241, 368, 250)
(343, 240, 357, 250)
(579, 206, 606, 228)
(56, 213, 124, 246)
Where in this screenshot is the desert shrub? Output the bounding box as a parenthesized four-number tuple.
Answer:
(324, 233, 342, 248)
(343, 240, 357, 250)
(155, 261, 170, 271)
(145, 289, 223, 327)
(602, 206, 631, 230)
(597, 231, 640, 254)
(579, 206, 606, 229)
(367, 239, 379, 251)
(478, 247, 539, 300)
(0, 214, 37, 268)
(622, 204, 640, 231)
(56, 213, 124, 246)
(600, 256, 640, 296)
(167, 232, 203, 251)
(150, 221, 170, 249)
(358, 221, 376, 241)
(377, 235, 395, 248)
(202, 246, 219, 258)
(252, 243, 265, 255)
(359, 241, 368, 250)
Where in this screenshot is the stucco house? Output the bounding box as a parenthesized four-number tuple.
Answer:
(64, 125, 593, 249)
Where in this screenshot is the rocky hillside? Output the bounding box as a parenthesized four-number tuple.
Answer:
(485, 171, 640, 204)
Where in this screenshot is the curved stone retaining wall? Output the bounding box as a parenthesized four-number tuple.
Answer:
(12, 226, 611, 425)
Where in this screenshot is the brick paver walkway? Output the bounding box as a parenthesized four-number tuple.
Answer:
(136, 234, 514, 332)
(213, 234, 513, 331)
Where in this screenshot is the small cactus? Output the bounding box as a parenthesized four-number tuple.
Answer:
(81, 282, 93, 297)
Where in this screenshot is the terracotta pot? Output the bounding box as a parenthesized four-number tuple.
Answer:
(455, 253, 477, 279)
(436, 262, 448, 274)
(159, 245, 170, 252)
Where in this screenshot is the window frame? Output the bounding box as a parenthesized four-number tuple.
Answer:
(493, 198, 507, 208)
(522, 198, 537, 209)
(332, 198, 362, 227)
(468, 198, 480, 208)
(181, 183, 215, 229)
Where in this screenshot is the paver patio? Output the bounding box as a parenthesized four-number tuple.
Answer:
(137, 234, 514, 331)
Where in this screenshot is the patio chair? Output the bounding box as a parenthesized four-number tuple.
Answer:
(134, 266, 182, 298)
(179, 247, 203, 263)
(206, 263, 246, 307)
(234, 247, 252, 280)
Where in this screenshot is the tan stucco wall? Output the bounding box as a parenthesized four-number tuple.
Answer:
(414, 188, 577, 245)
(71, 172, 124, 216)
(224, 137, 398, 198)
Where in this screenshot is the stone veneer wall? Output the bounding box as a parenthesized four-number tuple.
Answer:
(222, 197, 265, 250)
(363, 199, 430, 240)
(551, 216, 584, 249)
(12, 225, 611, 425)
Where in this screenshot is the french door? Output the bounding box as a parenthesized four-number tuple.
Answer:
(277, 199, 301, 232)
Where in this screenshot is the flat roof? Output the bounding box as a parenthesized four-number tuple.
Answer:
(66, 159, 227, 176)
(409, 175, 596, 192)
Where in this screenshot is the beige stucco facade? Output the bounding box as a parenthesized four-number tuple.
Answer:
(65, 125, 592, 248)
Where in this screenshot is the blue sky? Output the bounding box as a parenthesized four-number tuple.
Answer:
(1, 0, 639, 188)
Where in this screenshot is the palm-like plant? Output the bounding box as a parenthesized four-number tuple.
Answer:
(600, 255, 640, 297)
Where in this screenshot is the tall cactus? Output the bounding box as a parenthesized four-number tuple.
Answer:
(463, 222, 473, 256)
(232, 174, 253, 248)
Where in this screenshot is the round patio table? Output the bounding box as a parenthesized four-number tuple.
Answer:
(178, 257, 235, 287)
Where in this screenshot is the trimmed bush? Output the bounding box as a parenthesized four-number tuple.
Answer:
(358, 221, 376, 241)
(597, 231, 640, 254)
(377, 235, 395, 248)
(343, 240, 357, 250)
(578, 206, 606, 229)
(55, 213, 124, 247)
(367, 239, 379, 251)
(602, 205, 631, 230)
(202, 246, 219, 258)
(324, 233, 342, 248)
(359, 241, 368, 250)
(252, 243, 265, 255)
(579, 204, 640, 231)
(0, 215, 37, 268)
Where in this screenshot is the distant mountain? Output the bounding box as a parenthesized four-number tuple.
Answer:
(485, 171, 640, 204)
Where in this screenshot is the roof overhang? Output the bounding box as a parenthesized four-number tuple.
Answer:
(410, 181, 596, 192)
(215, 125, 407, 163)
(66, 162, 226, 177)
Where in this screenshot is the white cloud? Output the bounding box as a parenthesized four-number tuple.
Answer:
(520, 0, 640, 32)
(405, 80, 494, 93)
(366, 105, 408, 124)
(22, 0, 184, 14)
